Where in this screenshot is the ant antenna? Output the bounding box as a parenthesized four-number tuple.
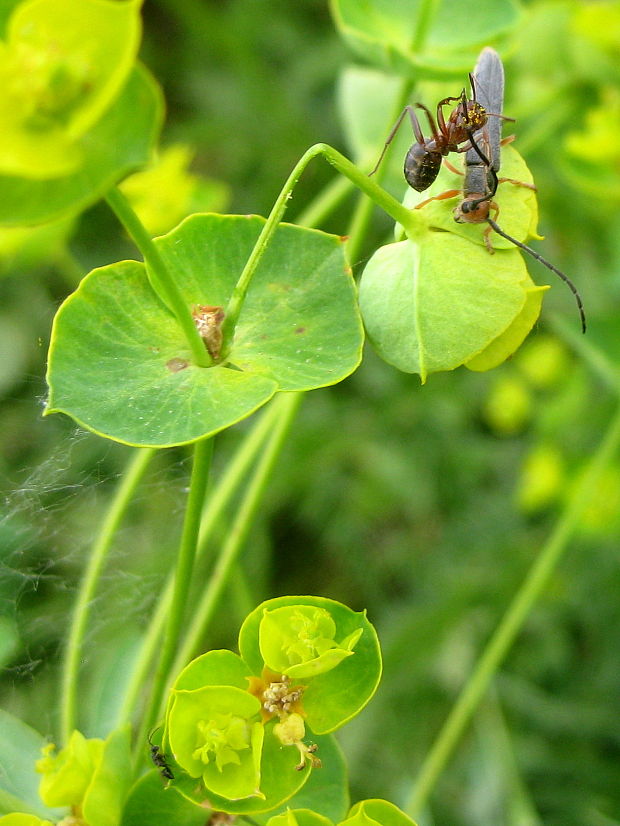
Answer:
(486, 217, 586, 333)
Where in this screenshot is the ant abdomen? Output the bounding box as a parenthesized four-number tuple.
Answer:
(404, 144, 442, 192)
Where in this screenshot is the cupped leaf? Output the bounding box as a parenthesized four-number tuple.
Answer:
(120, 771, 207, 826)
(0, 711, 59, 819)
(239, 597, 381, 735)
(0, 63, 162, 226)
(173, 650, 252, 693)
(0, 817, 53, 826)
(465, 285, 549, 372)
(46, 215, 363, 447)
(345, 800, 417, 826)
(402, 145, 539, 249)
(173, 721, 316, 815)
(359, 232, 536, 381)
(82, 726, 132, 826)
(37, 731, 104, 808)
(259, 605, 362, 680)
(329, 0, 520, 79)
(168, 685, 263, 800)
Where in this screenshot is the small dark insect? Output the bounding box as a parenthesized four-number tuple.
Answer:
(369, 72, 513, 192)
(148, 730, 174, 781)
(416, 47, 586, 334)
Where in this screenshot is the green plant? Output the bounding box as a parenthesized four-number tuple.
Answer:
(2, 1, 619, 825)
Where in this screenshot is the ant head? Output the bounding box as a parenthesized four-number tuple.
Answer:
(454, 195, 490, 224)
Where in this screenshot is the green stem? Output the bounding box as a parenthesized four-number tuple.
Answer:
(171, 391, 302, 672)
(105, 187, 210, 368)
(410, 0, 441, 51)
(141, 437, 213, 736)
(406, 403, 620, 816)
(60, 447, 155, 743)
(220, 143, 424, 356)
(346, 0, 440, 263)
(118, 401, 280, 728)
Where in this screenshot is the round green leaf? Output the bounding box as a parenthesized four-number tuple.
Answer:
(465, 285, 549, 372)
(329, 0, 520, 79)
(403, 144, 539, 250)
(46, 215, 363, 447)
(238, 596, 382, 735)
(168, 685, 263, 800)
(345, 800, 417, 826)
(359, 233, 536, 381)
(258, 605, 361, 680)
(0, 817, 52, 826)
(0, 63, 162, 226)
(173, 650, 252, 693)
(173, 720, 314, 815)
(154, 215, 363, 391)
(120, 771, 207, 826)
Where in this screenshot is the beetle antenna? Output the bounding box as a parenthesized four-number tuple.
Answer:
(486, 218, 586, 333)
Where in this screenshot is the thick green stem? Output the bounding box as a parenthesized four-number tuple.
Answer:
(105, 187, 210, 368)
(406, 404, 620, 816)
(141, 437, 213, 737)
(60, 447, 155, 743)
(117, 400, 281, 727)
(220, 143, 425, 357)
(171, 392, 302, 672)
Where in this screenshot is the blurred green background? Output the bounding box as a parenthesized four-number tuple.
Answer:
(1, 1, 620, 825)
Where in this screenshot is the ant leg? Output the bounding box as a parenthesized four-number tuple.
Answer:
(483, 201, 500, 253)
(368, 105, 415, 176)
(413, 102, 440, 143)
(443, 159, 463, 176)
(498, 176, 537, 191)
(436, 90, 465, 135)
(414, 189, 461, 210)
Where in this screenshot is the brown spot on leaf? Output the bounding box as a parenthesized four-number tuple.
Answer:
(166, 357, 189, 373)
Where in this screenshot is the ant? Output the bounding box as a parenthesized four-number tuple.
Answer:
(369, 73, 513, 193)
(414, 47, 586, 333)
(148, 728, 174, 781)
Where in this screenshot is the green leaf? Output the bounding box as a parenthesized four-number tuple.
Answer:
(259, 605, 361, 679)
(0, 711, 58, 819)
(345, 800, 417, 826)
(120, 771, 207, 826)
(403, 144, 539, 250)
(173, 650, 252, 693)
(268, 810, 334, 826)
(239, 597, 382, 735)
(0, 816, 53, 826)
(173, 720, 313, 815)
(0, 63, 162, 226)
(465, 285, 549, 372)
(0, 0, 142, 178)
(82, 726, 132, 826)
(359, 232, 537, 381)
(46, 214, 363, 447)
(168, 685, 263, 800)
(329, 0, 521, 79)
(259, 735, 349, 824)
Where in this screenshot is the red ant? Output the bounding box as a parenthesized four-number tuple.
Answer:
(369, 75, 513, 193)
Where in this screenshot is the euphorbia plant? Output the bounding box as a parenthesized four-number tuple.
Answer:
(2, 1, 618, 825)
